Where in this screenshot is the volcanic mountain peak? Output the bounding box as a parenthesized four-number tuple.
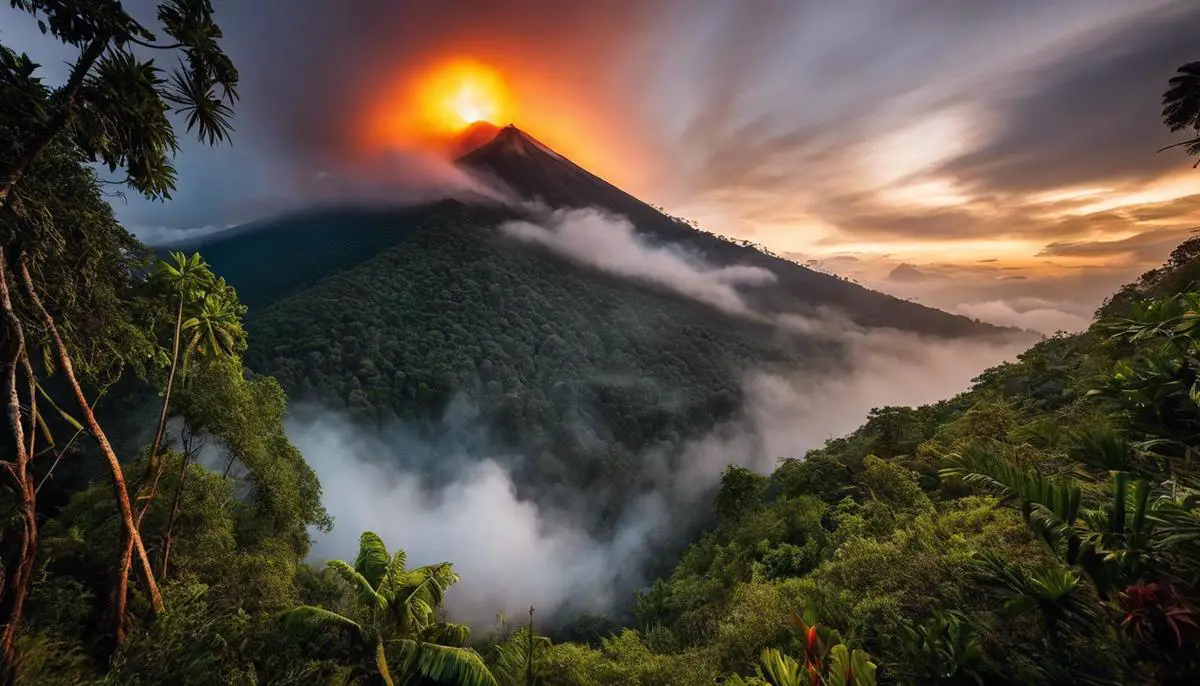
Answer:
(456, 122, 648, 215)
(458, 123, 565, 161)
(454, 120, 503, 156)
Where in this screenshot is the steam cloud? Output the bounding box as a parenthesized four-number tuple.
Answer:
(501, 207, 776, 316)
(293, 210, 1030, 624)
(296, 329, 1024, 625)
(953, 298, 1092, 334)
(291, 416, 664, 625)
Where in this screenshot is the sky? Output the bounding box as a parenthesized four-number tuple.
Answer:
(4, 0, 1200, 331)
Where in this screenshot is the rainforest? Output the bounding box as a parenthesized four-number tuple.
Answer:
(2, 2, 1200, 685)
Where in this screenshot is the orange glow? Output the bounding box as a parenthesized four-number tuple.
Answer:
(358, 55, 655, 198)
(420, 59, 512, 131)
(364, 58, 513, 151)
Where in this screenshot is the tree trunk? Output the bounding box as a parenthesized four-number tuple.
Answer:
(16, 262, 163, 640)
(376, 641, 396, 686)
(158, 445, 193, 580)
(0, 251, 37, 665)
(119, 295, 184, 587)
(0, 37, 106, 212)
(149, 295, 184, 462)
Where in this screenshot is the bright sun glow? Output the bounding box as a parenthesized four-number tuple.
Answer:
(419, 59, 511, 132)
(362, 58, 513, 151)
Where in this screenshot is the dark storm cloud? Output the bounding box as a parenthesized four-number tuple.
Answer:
(939, 4, 1200, 193)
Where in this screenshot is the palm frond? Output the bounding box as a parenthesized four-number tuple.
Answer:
(421, 622, 472, 647)
(1163, 61, 1200, 133)
(378, 549, 409, 600)
(279, 605, 363, 641)
(327, 559, 387, 611)
(942, 447, 1084, 553)
(355, 531, 391, 590)
(390, 639, 498, 686)
(397, 563, 459, 626)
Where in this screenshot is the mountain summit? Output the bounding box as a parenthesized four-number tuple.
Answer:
(456, 124, 646, 214)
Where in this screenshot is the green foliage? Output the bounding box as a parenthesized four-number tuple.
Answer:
(5, 0, 239, 200)
(1160, 61, 1200, 163)
(716, 466, 768, 524)
(895, 610, 985, 685)
(280, 530, 497, 686)
(104, 583, 257, 685)
(490, 627, 552, 686)
(9, 45, 1200, 686)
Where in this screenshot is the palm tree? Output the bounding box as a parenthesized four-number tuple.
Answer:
(156, 283, 244, 580)
(281, 532, 497, 686)
(1160, 61, 1200, 165)
(149, 251, 214, 459)
(179, 282, 245, 377)
(974, 554, 1099, 641)
(490, 627, 550, 686)
(109, 252, 215, 640)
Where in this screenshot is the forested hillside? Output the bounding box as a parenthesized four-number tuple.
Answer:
(174, 125, 1010, 522)
(239, 210, 833, 519)
(3, 2, 1200, 685)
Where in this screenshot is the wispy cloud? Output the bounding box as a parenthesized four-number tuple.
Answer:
(501, 207, 776, 316)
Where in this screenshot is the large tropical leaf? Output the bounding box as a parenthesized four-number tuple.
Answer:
(378, 549, 410, 601)
(942, 447, 1084, 556)
(394, 563, 459, 631)
(390, 639, 498, 686)
(756, 648, 803, 686)
(328, 559, 387, 611)
(356, 531, 392, 590)
(421, 622, 472, 647)
(826, 643, 877, 686)
(279, 605, 364, 642)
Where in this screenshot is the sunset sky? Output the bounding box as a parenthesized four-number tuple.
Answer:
(4, 0, 1200, 331)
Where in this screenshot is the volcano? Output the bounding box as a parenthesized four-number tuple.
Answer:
(455, 124, 999, 334)
(169, 123, 1015, 522)
(458, 124, 650, 214)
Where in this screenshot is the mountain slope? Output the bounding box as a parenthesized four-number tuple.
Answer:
(179, 124, 1015, 523)
(459, 125, 1001, 337)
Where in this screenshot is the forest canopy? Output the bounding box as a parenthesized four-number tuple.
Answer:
(1, 3, 1199, 685)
